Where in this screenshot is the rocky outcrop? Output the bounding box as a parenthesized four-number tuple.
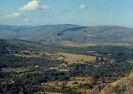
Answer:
(89, 84, 106, 94)
(113, 79, 133, 94)
(88, 71, 133, 94)
(88, 77, 133, 94)
(114, 79, 131, 90)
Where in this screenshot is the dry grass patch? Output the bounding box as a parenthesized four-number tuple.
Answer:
(42, 81, 56, 87)
(126, 60, 133, 63)
(56, 52, 96, 64)
(56, 41, 96, 47)
(110, 80, 120, 86)
(42, 51, 96, 64)
(86, 51, 94, 53)
(66, 77, 91, 87)
(49, 67, 59, 70)
(97, 43, 133, 47)
(70, 77, 91, 81)
(45, 92, 64, 94)
(2, 67, 29, 72)
(44, 51, 96, 63)
(66, 81, 89, 87)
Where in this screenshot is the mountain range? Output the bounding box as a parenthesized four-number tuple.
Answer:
(0, 24, 133, 43)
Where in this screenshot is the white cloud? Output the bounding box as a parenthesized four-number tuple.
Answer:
(102, 6, 111, 9)
(3, 13, 21, 18)
(1, 12, 31, 25)
(78, 4, 87, 9)
(19, 0, 50, 11)
(24, 18, 29, 22)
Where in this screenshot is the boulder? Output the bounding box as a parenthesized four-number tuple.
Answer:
(89, 84, 106, 94)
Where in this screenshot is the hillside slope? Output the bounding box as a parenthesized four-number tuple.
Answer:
(89, 70, 133, 94)
(0, 24, 133, 43)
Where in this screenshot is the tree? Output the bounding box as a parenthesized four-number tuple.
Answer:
(65, 62, 68, 66)
(54, 81, 58, 87)
(96, 56, 99, 61)
(91, 74, 99, 83)
(81, 59, 83, 62)
(62, 82, 67, 86)
(80, 73, 84, 77)
(73, 81, 78, 85)
(82, 83, 92, 89)
(101, 77, 105, 83)
(100, 57, 104, 62)
(66, 71, 72, 77)
(19, 88, 24, 94)
(79, 83, 82, 88)
(61, 82, 67, 89)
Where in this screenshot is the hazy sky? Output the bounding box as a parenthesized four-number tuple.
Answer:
(0, 0, 133, 28)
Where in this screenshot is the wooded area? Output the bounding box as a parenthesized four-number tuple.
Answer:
(1, 39, 133, 94)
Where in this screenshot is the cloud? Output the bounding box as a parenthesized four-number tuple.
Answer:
(102, 6, 111, 9)
(1, 12, 31, 24)
(24, 18, 29, 22)
(3, 13, 21, 18)
(19, 0, 50, 11)
(78, 4, 87, 9)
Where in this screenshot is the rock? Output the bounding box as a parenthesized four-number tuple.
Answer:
(89, 84, 106, 94)
(114, 79, 133, 94)
(114, 79, 131, 91)
(102, 84, 113, 94)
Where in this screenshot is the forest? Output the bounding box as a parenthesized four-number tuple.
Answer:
(0, 39, 133, 94)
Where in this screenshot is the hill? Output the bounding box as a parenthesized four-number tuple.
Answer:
(0, 24, 133, 43)
(89, 70, 133, 94)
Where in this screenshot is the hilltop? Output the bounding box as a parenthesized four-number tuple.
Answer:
(0, 24, 133, 43)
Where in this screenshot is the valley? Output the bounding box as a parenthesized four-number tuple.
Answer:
(1, 0, 133, 93)
(0, 39, 133, 94)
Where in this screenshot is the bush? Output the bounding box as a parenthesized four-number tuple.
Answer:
(82, 83, 92, 88)
(91, 82, 95, 85)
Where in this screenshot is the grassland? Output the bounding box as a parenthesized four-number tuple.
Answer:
(97, 43, 133, 49)
(1, 67, 29, 72)
(56, 52, 96, 63)
(43, 51, 96, 64)
(45, 92, 64, 94)
(40, 41, 96, 47)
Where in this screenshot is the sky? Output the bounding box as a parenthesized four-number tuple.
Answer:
(0, 0, 133, 28)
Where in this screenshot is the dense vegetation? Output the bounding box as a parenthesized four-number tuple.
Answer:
(1, 62, 133, 93)
(1, 39, 133, 94)
(1, 55, 65, 68)
(86, 46, 133, 62)
(67, 63, 133, 77)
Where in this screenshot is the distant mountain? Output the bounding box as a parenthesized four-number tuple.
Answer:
(0, 24, 133, 43)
